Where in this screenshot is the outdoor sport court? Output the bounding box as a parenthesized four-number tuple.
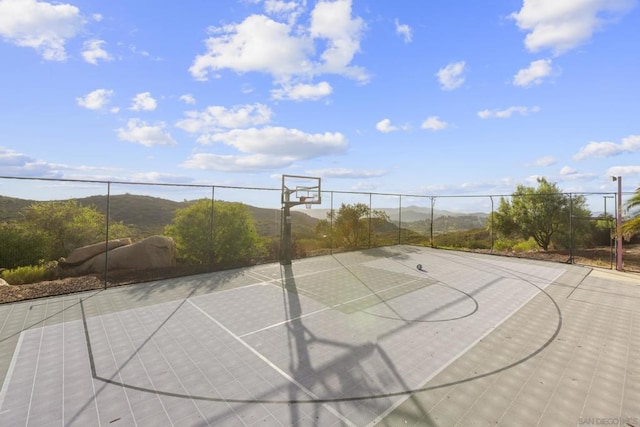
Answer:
(1, 246, 638, 426)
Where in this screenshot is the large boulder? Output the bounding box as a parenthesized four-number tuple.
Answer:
(63, 236, 176, 275)
(62, 238, 132, 266)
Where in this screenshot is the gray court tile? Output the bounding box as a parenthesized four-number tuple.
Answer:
(2, 246, 639, 426)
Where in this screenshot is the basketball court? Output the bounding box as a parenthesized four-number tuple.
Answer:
(0, 245, 581, 426)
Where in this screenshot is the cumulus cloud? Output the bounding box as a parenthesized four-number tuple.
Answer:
(76, 88, 114, 111)
(81, 39, 112, 65)
(176, 103, 273, 136)
(477, 105, 540, 119)
(395, 18, 412, 43)
(513, 59, 553, 87)
(436, 61, 466, 90)
(179, 94, 196, 105)
(189, 0, 368, 84)
(180, 153, 293, 172)
(0, 146, 57, 178)
(533, 155, 557, 166)
(181, 127, 347, 172)
(0, 0, 84, 61)
(510, 0, 636, 55)
(116, 119, 176, 147)
(206, 126, 347, 157)
(0, 146, 71, 177)
(306, 167, 387, 178)
(421, 116, 448, 131)
(560, 165, 578, 175)
(607, 165, 640, 177)
(271, 81, 333, 101)
(264, 0, 304, 16)
(573, 135, 640, 160)
(375, 118, 399, 133)
(130, 92, 158, 111)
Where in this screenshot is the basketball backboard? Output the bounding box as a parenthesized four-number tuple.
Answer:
(281, 174, 321, 207)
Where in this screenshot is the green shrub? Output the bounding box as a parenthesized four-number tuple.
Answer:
(493, 238, 516, 251)
(513, 238, 539, 253)
(1, 261, 58, 285)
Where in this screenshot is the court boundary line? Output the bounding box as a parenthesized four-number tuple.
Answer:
(367, 267, 566, 426)
(186, 299, 357, 427)
(0, 330, 24, 415)
(240, 276, 436, 338)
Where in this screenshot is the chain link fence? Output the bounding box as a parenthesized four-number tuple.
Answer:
(0, 176, 636, 302)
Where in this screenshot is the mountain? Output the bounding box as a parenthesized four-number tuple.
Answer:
(0, 194, 318, 237)
(0, 195, 486, 238)
(300, 205, 488, 222)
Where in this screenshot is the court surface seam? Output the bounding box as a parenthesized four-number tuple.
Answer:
(186, 299, 358, 427)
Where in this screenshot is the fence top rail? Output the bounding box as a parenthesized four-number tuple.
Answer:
(0, 175, 279, 192)
(0, 175, 628, 198)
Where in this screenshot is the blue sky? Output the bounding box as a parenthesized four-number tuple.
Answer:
(0, 0, 639, 210)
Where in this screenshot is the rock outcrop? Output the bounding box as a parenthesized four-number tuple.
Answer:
(61, 236, 176, 275)
(62, 238, 132, 266)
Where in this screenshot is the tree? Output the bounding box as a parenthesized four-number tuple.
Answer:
(21, 200, 131, 259)
(622, 187, 640, 240)
(164, 199, 263, 265)
(0, 222, 51, 268)
(316, 203, 391, 249)
(491, 178, 591, 251)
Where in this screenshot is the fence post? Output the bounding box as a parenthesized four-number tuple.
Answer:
(368, 193, 372, 248)
(569, 193, 573, 264)
(430, 197, 435, 248)
(398, 195, 402, 245)
(209, 186, 215, 270)
(103, 181, 110, 289)
(330, 192, 334, 255)
(489, 196, 494, 253)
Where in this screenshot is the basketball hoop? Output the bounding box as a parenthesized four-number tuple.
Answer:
(300, 196, 312, 209)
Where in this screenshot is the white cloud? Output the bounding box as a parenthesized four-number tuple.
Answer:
(309, 0, 367, 80)
(0, 0, 84, 61)
(513, 59, 553, 87)
(190, 0, 368, 84)
(116, 119, 176, 147)
(436, 61, 466, 91)
(264, 0, 305, 24)
(207, 126, 347, 158)
(0, 146, 87, 178)
(477, 105, 540, 119)
(76, 88, 114, 110)
(190, 14, 312, 81)
(130, 172, 195, 184)
(421, 116, 448, 131)
(533, 155, 557, 166)
(130, 92, 157, 111)
(176, 103, 273, 135)
(573, 135, 640, 160)
(0, 149, 61, 177)
(181, 126, 347, 172)
(560, 165, 577, 175)
(307, 167, 387, 178)
(607, 165, 640, 177)
(510, 0, 635, 55)
(179, 94, 196, 105)
(81, 39, 112, 65)
(181, 153, 293, 172)
(395, 18, 412, 43)
(376, 118, 398, 133)
(271, 81, 333, 101)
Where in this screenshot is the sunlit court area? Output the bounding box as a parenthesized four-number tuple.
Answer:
(1, 246, 639, 426)
(2, 0, 640, 424)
